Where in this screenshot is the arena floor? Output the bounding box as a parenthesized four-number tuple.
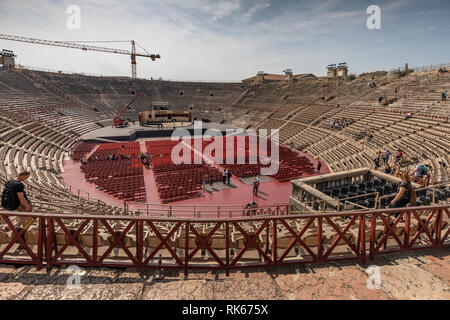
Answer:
(1, 247, 449, 300)
(61, 139, 330, 212)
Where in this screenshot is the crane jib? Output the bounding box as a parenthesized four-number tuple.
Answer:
(0, 33, 160, 78)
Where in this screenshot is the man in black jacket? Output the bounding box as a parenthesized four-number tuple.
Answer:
(2, 172, 33, 253)
(2, 172, 31, 212)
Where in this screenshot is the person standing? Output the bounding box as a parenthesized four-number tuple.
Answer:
(396, 149, 403, 162)
(201, 175, 206, 193)
(373, 153, 382, 170)
(253, 177, 260, 196)
(382, 149, 391, 165)
(222, 169, 227, 184)
(317, 160, 322, 172)
(226, 170, 232, 185)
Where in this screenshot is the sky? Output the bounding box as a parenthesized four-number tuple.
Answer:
(0, 0, 449, 81)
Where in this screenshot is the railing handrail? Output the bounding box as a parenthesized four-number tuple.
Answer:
(126, 202, 288, 208)
(2, 203, 448, 222)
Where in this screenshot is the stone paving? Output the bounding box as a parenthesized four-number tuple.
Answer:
(0, 247, 449, 300)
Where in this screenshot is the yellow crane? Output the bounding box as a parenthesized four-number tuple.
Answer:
(0, 33, 160, 78)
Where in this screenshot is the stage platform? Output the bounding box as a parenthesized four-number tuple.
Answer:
(81, 122, 238, 142)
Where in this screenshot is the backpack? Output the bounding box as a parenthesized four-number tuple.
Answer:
(418, 165, 428, 175)
(1, 182, 20, 211)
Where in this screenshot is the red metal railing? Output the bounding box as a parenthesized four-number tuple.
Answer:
(125, 202, 290, 218)
(0, 204, 448, 275)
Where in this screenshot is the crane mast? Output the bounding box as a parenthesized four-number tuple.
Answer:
(0, 33, 160, 78)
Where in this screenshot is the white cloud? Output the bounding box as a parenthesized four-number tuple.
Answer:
(241, 2, 271, 22)
(203, 0, 241, 21)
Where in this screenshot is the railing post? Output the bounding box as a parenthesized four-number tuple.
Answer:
(360, 214, 366, 265)
(137, 220, 143, 265)
(36, 216, 45, 271)
(318, 216, 323, 262)
(369, 213, 376, 260)
(435, 208, 442, 246)
(225, 221, 230, 276)
(93, 219, 98, 262)
(184, 221, 189, 278)
(432, 186, 436, 204)
(46, 217, 55, 270)
(404, 210, 411, 248)
(272, 218, 277, 264)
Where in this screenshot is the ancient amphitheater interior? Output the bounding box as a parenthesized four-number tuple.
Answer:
(0, 0, 450, 303)
(0, 66, 449, 302)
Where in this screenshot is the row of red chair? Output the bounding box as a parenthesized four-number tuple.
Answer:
(146, 141, 222, 203)
(81, 142, 146, 202)
(71, 142, 96, 160)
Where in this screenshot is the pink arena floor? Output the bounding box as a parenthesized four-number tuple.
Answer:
(61, 139, 330, 213)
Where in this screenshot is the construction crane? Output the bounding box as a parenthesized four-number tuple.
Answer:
(113, 93, 142, 128)
(0, 33, 160, 78)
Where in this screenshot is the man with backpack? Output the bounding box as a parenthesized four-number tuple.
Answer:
(412, 161, 428, 179)
(2, 172, 31, 213)
(2, 172, 32, 231)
